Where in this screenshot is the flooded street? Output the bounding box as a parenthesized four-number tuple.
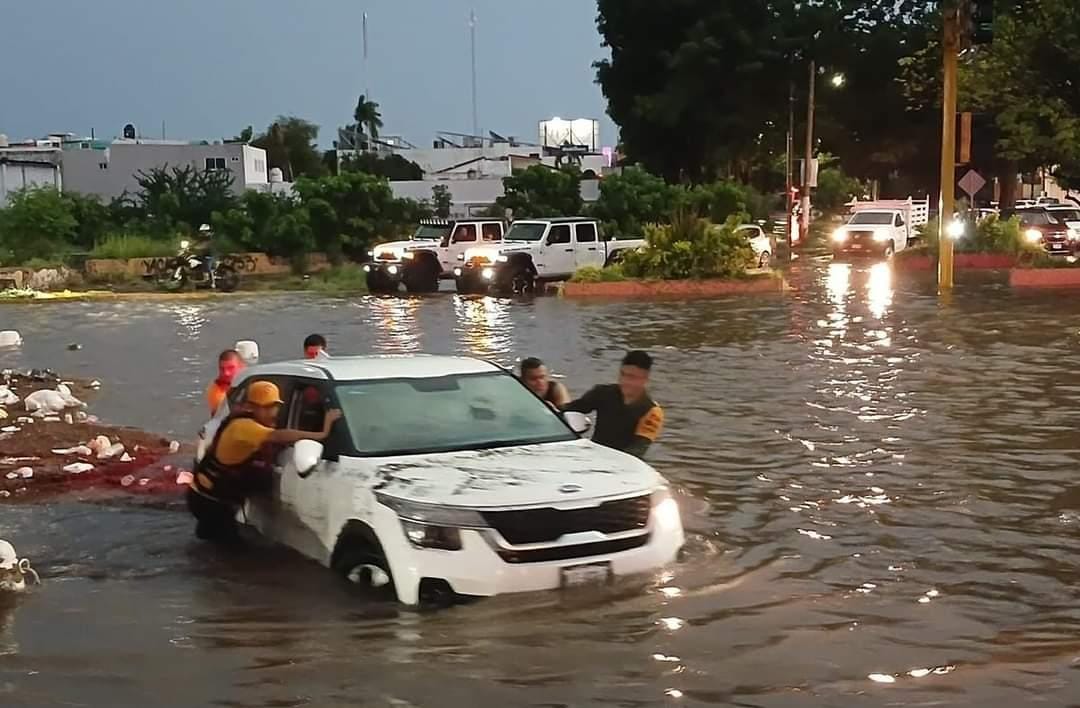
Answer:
(2, 260, 1080, 707)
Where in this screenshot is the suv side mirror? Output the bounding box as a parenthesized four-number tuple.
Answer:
(563, 411, 592, 435)
(294, 440, 324, 477)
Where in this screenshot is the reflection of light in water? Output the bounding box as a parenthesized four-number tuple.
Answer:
(658, 617, 685, 631)
(367, 297, 422, 354)
(453, 296, 512, 360)
(826, 262, 852, 307)
(171, 304, 206, 342)
(867, 262, 893, 319)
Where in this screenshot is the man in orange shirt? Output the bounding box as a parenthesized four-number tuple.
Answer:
(206, 349, 244, 414)
(188, 380, 341, 542)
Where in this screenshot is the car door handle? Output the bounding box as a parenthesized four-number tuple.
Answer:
(587, 247, 597, 251)
(564, 248, 573, 252)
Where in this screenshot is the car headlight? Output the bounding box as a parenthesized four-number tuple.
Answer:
(387, 265, 399, 275)
(1068, 229, 1080, 242)
(402, 251, 415, 260)
(481, 267, 495, 280)
(1025, 228, 1043, 244)
(362, 264, 371, 272)
(651, 486, 681, 531)
(872, 232, 890, 242)
(376, 493, 487, 527)
(400, 520, 463, 550)
(831, 230, 848, 243)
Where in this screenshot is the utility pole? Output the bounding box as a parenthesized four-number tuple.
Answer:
(470, 10, 479, 139)
(800, 60, 816, 244)
(938, 8, 959, 291)
(362, 12, 370, 98)
(786, 81, 795, 250)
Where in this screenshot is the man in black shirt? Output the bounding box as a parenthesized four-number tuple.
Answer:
(563, 351, 664, 459)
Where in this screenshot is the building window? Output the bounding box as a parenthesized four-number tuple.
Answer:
(205, 157, 227, 171)
(98, 162, 109, 170)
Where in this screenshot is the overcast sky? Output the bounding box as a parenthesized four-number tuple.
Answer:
(2, 0, 616, 148)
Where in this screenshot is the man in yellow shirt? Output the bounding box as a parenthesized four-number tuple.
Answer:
(188, 380, 341, 542)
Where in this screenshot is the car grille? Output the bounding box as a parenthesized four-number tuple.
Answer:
(848, 230, 875, 243)
(495, 534, 651, 564)
(482, 494, 652, 545)
(376, 252, 396, 261)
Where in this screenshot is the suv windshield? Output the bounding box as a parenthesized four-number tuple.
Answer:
(1018, 210, 1060, 226)
(1050, 209, 1080, 221)
(414, 224, 451, 241)
(335, 372, 576, 456)
(504, 223, 548, 242)
(848, 212, 894, 226)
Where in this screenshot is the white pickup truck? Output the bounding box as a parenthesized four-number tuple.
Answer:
(452, 218, 644, 295)
(362, 219, 506, 293)
(831, 198, 930, 258)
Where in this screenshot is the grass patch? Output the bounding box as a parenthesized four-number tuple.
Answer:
(90, 234, 176, 260)
(570, 265, 627, 283)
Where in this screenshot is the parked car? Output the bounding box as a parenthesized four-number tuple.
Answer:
(1046, 206, 1080, 240)
(196, 355, 685, 606)
(1011, 208, 1075, 256)
(453, 218, 644, 295)
(831, 198, 931, 258)
(735, 224, 774, 268)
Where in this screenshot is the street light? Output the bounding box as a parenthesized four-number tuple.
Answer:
(830, 73, 846, 88)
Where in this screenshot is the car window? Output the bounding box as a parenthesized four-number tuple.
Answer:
(575, 223, 597, 243)
(452, 224, 477, 243)
(481, 223, 502, 241)
(334, 372, 576, 456)
(547, 225, 571, 245)
(231, 375, 294, 427)
(894, 214, 905, 227)
(849, 212, 894, 225)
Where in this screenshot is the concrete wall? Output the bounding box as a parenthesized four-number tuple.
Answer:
(61, 141, 268, 199)
(0, 160, 62, 206)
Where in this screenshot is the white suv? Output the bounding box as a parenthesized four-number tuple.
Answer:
(197, 355, 684, 605)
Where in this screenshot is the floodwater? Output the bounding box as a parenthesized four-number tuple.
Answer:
(2, 260, 1080, 707)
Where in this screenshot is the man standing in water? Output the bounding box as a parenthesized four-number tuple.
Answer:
(562, 351, 664, 459)
(189, 381, 341, 542)
(520, 357, 571, 408)
(206, 349, 244, 415)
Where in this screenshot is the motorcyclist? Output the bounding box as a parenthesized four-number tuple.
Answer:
(191, 224, 216, 287)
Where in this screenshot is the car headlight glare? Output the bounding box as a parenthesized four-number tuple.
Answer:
(387, 265, 399, 275)
(872, 232, 890, 243)
(651, 487, 682, 531)
(481, 267, 495, 280)
(1025, 228, 1043, 244)
(831, 230, 848, 243)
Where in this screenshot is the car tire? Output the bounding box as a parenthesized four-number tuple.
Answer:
(365, 271, 397, 294)
(403, 260, 439, 293)
(333, 541, 397, 601)
(883, 243, 895, 258)
(758, 251, 771, 268)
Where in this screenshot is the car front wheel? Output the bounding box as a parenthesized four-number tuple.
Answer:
(333, 542, 397, 601)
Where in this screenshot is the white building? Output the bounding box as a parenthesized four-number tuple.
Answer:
(390, 178, 601, 218)
(60, 139, 270, 199)
(0, 151, 62, 206)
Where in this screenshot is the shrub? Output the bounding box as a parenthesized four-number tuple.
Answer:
(919, 215, 1036, 257)
(570, 264, 627, 283)
(90, 234, 178, 259)
(621, 210, 755, 280)
(0, 187, 78, 265)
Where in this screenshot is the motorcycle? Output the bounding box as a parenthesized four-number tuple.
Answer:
(154, 240, 240, 292)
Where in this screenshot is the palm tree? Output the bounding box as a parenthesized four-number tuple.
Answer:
(352, 94, 383, 146)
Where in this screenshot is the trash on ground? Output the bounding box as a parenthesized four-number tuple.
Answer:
(63, 463, 94, 475)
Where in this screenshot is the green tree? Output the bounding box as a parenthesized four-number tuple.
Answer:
(496, 166, 583, 218)
(589, 166, 679, 237)
(353, 95, 383, 143)
(340, 152, 424, 180)
(0, 188, 78, 265)
(431, 184, 453, 218)
(814, 165, 865, 212)
(130, 165, 237, 235)
(253, 117, 326, 180)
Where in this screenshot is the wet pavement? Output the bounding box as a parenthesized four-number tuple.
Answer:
(2, 260, 1080, 706)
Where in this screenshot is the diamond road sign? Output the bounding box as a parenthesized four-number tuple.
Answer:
(958, 170, 986, 198)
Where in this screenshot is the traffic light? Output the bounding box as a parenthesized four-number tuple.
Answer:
(971, 0, 993, 44)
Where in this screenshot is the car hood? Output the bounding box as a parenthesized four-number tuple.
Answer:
(364, 439, 663, 508)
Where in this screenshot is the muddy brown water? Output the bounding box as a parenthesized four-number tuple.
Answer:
(2, 260, 1080, 707)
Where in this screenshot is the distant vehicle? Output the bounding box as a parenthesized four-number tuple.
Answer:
(1046, 206, 1080, 238)
(735, 224, 774, 268)
(453, 218, 644, 295)
(363, 220, 506, 293)
(154, 240, 239, 292)
(1015, 199, 1036, 209)
(1035, 196, 1061, 206)
(196, 355, 685, 606)
(831, 198, 931, 258)
(1012, 208, 1076, 256)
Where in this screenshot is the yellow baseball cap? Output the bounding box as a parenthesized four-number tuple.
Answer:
(246, 381, 283, 407)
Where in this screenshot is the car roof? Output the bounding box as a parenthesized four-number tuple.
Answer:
(236, 355, 503, 383)
(512, 217, 594, 224)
